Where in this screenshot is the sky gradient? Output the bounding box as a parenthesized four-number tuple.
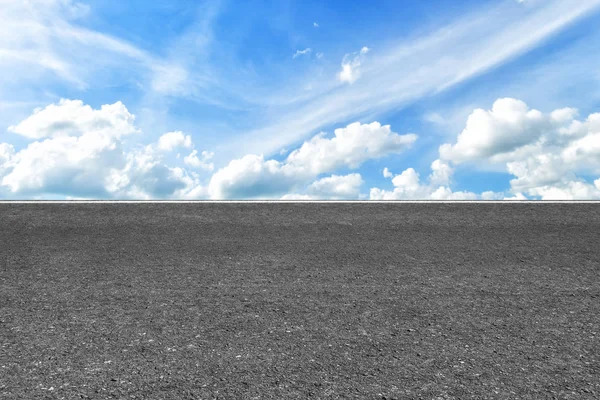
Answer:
(1, 0, 600, 200)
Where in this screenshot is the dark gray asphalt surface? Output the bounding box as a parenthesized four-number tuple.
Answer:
(1, 204, 599, 399)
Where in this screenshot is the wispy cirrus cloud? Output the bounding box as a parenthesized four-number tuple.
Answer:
(0, 0, 233, 118)
(293, 48, 312, 59)
(0, 0, 160, 88)
(223, 0, 600, 161)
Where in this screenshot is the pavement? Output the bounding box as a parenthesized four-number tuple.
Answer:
(1, 203, 599, 399)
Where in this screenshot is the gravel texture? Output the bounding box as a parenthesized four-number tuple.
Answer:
(1, 203, 599, 399)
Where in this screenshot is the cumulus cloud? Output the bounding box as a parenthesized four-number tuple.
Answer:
(429, 159, 453, 186)
(106, 145, 198, 199)
(338, 46, 370, 84)
(562, 120, 600, 165)
(184, 149, 214, 171)
(370, 168, 429, 200)
(157, 131, 193, 152)
(281, 174, 363, 200)
(0, 143, 14, 181)
(8, 99, 137, 139)
(209, 121, 416, 199)
(286, 122, 416, 174)
(439, 98, 549, 163)
(208, 154, 300, 199)
(0, 143, 14, 162)
(429, 186, 479, 200)
(0, 99, 207, 199)
(306, 173, 363, 199)
(2, 99, 139, 195)
(439, 97, 600, 199)
(3, 134, 126, 196)
(370, 160, 494, 200)
(526, 181, 600, 200)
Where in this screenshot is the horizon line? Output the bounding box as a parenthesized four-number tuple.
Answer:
(1, 200, 599, 204)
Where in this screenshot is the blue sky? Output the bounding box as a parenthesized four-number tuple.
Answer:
(1, 0, 600, 200)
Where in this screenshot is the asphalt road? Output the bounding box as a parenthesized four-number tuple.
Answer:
(1, 204, 599, 399)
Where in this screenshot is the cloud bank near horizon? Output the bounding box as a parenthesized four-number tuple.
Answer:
(1, 97, 599, 200)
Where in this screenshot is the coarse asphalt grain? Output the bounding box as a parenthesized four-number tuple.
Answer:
(1, 203, 599, 399)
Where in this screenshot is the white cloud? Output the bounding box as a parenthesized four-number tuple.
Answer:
(369, 161, 498, 200)
(481, 191, 505, 200)
(429, 159, 453, 186)
(1, 99, 139, 195)
(281, 174, 364, 200)
(157, 131, 193, 152)
(313, 22, 319, 28)
(429, 186, 479, 200)
(503, 192, 528, 200)
(562, 120, 600, 165)
(387, 168, 429, 198)
(439, 98, 550, 163)
(0, 99, 207, 199)
(383, 167, 393, 178)
(8, 99, 137, 140)
(526, 181, 600, 200)
(106, 145, 199, 199)
(506, 153, 572, 193)
(338, 47, 369, 84)
(0, 143, 14, 160)
(0, 143, 14, 180)
(439, 98, 600, 199)
(208, 154, 300, 199)
(306, 173, 363, 199)
(280, 193, 316, 200)
(209, 121, 416, 199)
(3, 134, 124, 196)
(293, 48, 312, 59)
(286, 121, 417, 175)
(184, 149, 214, 171)
(370, 169, 423, 200)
